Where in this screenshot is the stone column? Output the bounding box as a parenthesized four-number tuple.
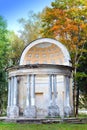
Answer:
(7, 76, 14, 117)
(7, 76, 19, 118)
(7, 78, 11, 107)
(13, 76, 19, 117)
(31, 74, 35, 106)
(26, 75, 31, 107)
(7, 78, 11, 117)
(48, 74, 59, 117)
(53, 74, 59, 116)
(30, 74, 36, 118)
(53, 75, 57, 103)
(24, 74, 36, 118)
(11, 76, 14, 106)
(13, 76, 18, 106)
(64, 75, 71, 117)
(49, 75, 52, 104)
(23, 75, 31, 117)
(48, 74, 52, 116)
(70, 76, 73, 115)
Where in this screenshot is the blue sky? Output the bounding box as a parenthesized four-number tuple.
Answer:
(0, 0, 53, 33)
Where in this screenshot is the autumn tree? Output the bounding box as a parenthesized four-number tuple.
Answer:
(18, 11, 42, 45)
(41, 0, 87, 116)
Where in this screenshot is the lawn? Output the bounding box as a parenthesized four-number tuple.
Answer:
(0, 122, 87, 130)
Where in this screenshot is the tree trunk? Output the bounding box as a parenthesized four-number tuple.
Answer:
(0, 98, 3, 116)
(76, 85, 79, 116)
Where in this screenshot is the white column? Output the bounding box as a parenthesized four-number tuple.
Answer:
(7, 76, 19, 118)
(49, 75, 52, 103)
(64, 75, 71, 117)
(53, 75, 57, 103)
(65, 76, 70, 107)
(13, 76, 18, 106)
(70, 76, 73, 110)
(31, 74, 35, 106)
(48, 74, 59, 117)
(26, 75, 31, 107)
(24, 74, 36, 118)
(8, 78, 11, 107)
(11, 76, 14, 106)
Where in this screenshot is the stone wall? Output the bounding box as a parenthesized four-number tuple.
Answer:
(18, 74, 72, 117)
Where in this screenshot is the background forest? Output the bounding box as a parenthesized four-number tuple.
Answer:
(0, 0, 87, 116)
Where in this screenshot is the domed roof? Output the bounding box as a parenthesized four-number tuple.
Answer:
(19, 38, 71, 66)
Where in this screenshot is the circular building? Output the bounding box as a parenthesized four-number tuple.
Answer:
(7, 38, 73, 118)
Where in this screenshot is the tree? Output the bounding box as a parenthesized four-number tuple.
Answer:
(77, 43, 87, 109)
(0, 16, 9, 115)
(8, 31, 25, 65)
(0, 17, 25, 115)
(18, 11, 42, 45)
(41, 0, 87, 116)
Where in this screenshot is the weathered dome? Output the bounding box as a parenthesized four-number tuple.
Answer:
(20, 38, 71, 66)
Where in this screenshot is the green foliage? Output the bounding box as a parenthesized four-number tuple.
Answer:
(0, 16, 9, 69)
(0, 16, 9, 115)
(0, 75, 7, 115)
(8, 31, 25, 65)
(18, 11, 42, 44)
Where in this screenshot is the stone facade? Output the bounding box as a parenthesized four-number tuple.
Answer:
(7, 38, 73, 118)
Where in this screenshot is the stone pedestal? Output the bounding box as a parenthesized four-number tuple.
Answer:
(48, 75, 59, 117)
(48, 102, 59, 117)
(64, 106, 71, 117)
(7, 106, 19, 118)
(65, 106, 73, 117)
(23, 106, 36, 118)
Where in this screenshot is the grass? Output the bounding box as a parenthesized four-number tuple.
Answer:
(0, 122, 87, 130)
(78, 114, 87, 118)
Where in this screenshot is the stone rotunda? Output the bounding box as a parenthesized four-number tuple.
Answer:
(7, 38, 73, 118)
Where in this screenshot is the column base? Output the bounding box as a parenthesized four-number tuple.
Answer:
(7, 106, 19, 118)
(64, 106, 71, 117)
(23, 106, 36, 118)
(70, 106, 74, 116)
(48, 102, 59, 117)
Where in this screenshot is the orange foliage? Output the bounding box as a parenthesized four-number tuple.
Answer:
(41, 1, 87, 56)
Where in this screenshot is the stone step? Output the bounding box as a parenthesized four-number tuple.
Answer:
(5, 117, 61, 124)
(2, 117, 87, 124)
(63, 118, 87, 124)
